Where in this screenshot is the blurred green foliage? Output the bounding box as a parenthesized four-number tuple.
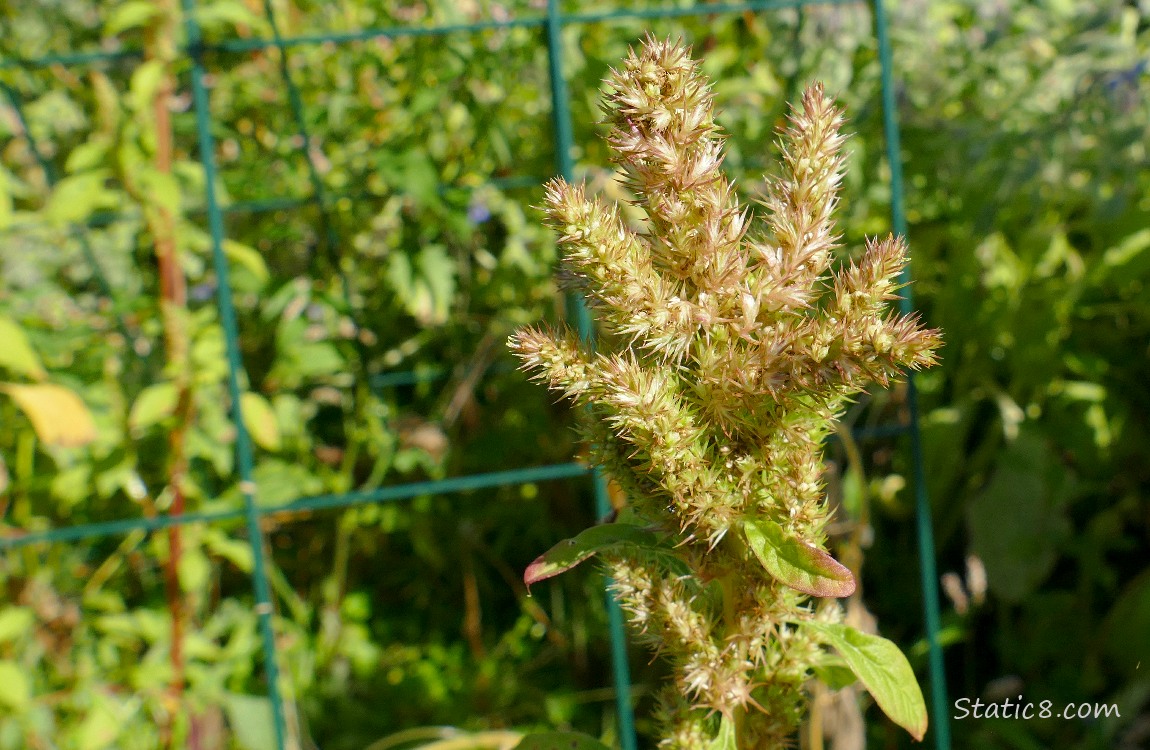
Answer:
(0, 1, 1147, 749)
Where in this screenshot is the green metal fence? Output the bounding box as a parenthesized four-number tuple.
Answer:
(0, 1, 950, 748)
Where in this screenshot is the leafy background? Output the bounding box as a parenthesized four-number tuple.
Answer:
(0, 1, 1147, 749)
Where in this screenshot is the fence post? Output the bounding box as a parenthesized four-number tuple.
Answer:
(179, 2, 289, 748)
(545, 3, 639, 749)
(873, 1, 952, 748)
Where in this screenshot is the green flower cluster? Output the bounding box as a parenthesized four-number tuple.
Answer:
(510, 37, 939, 749)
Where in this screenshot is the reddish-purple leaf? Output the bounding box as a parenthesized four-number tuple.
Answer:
(742, 518, 856, 598)
(524, 524, 659, 588)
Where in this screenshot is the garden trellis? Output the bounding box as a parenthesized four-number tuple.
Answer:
(0, 1, 950, 748)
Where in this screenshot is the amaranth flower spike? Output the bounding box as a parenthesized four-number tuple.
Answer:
(510, 36, 940, 750)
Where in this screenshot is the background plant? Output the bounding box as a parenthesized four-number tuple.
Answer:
(0, 1, 1147, 749)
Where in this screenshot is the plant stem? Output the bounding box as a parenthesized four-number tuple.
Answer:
(719, 573, 746, 748)
(137, 2, 193, 745)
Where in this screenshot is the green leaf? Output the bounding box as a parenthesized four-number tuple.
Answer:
(1098, 227, 1150, 275)
(203, 527, 254, 573)
(128, 60, 166, 117)
(812, 662, 859, 691)
(513, 732, 611, 750)
(414, 732, 524, 750)
(803, 621, 928, 741)
(967, 428, 1071, 602)
(0, 608, 33, 645)
(224, 693, 277, 750)
(251, 460, 323, 507)
(524, 523, 659, 587)
(1, 383, 97, 447)
(380, 149, 440, 207)
(66, 138, 113, 174)
(742, 518, 855, 598)
(194, 0, 270, 35)
(129, 382, 179, 433)
(104, 0, 162, 36)
(177, 550, 212, 594)
(223, 239, 270, 285)
(45, 170, 115, 225)
(0, 169, 12, 230)
(416, 244, 457, 326)
(137, 166, 181, 217)
(0, 316, 47, 381)
(77, 692, 126, 750)
(708, 716, 736, 750)
(0, 661, 30, 710)
(1101, 568, 1150, 675)
(240, 392, 282, 452)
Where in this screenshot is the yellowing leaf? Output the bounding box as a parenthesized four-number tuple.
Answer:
(241, 392, 281, 452)
(0, 316, 47, 381)
(1, 383, 97, 447)
(742, 518, 855, 598)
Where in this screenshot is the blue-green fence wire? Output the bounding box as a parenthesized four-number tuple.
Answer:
(0, 2, 951, 748)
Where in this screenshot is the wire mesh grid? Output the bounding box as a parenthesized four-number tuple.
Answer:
(0, 1, 949, 748)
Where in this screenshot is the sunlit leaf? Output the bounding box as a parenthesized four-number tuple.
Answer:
(0, 661, 30, 710)
(241, 391, 282, 452)
(77, 692, 128, 750)
(742, 518, 855, 598)
(194, 0, 271, 37)
(137, 166, 181, 218)
(104, 0, 161, 36)
(45, 170, 115, 225)
(66, 138, 113, 174)
(812, 661, 858, 691)
(0, 316, 47, 381)
(128, 382, 179, 433)
(202, 527, 254, 573)
(128, 60, 166, 118)
(224, 693, 277, 750)
(223, 239, 270, 284)
(708, 716, 736, 750)
(2, 383, 97, 447)
(177, 550, 212, 594)
(0, 169, 14, 229)
(0, 608, 34, 645)
(803, 621, 928, 741)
